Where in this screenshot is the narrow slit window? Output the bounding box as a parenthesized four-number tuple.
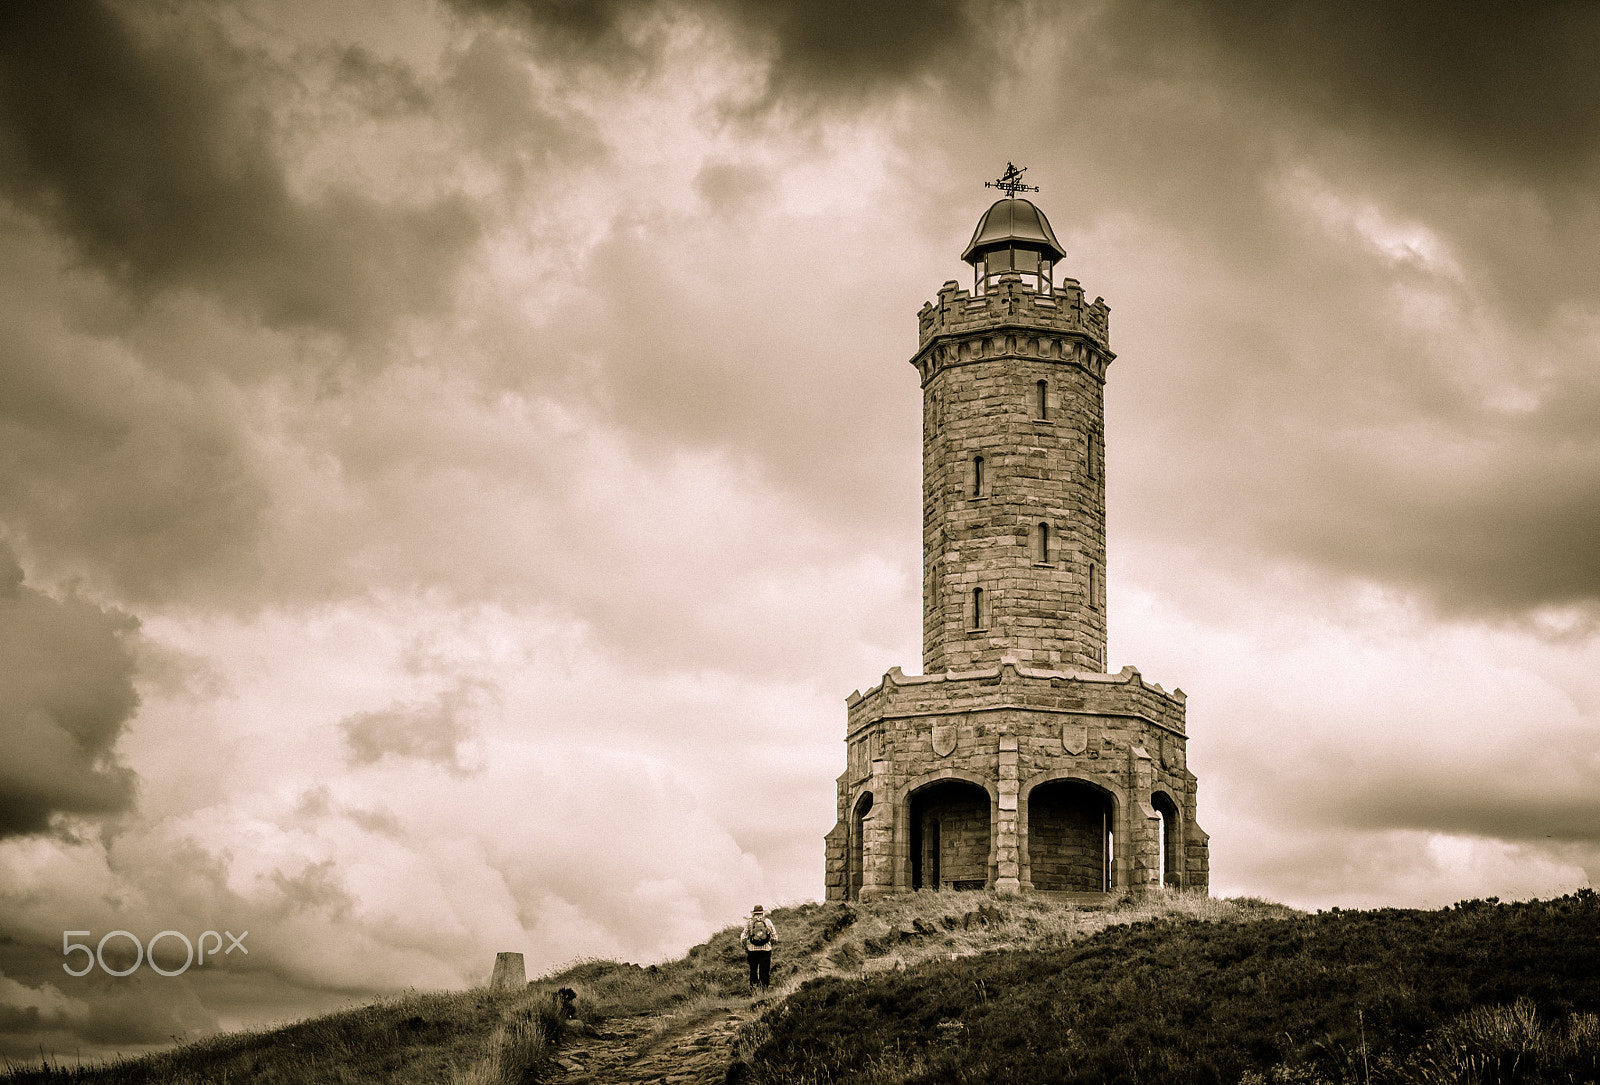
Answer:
(1088, 432, 1100, 481)
(1089, 561, 1100, 609)
(972, 454, 986, 497)
(972, 587, 987, 630)
(1032, 522, 1050, 564)
(1035, 380, 1048, 420)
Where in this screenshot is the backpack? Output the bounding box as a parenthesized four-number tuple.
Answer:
(747, 920, 772, 947)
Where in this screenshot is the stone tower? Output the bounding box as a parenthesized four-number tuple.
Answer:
(824, 188, 1208, 901)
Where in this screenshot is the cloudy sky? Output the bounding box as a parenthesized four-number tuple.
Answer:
(3, 0, 1599, 1057)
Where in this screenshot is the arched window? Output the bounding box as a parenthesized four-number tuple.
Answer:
(1088, 562, 1100, 609)
(1032, 522, 1050, 565)
(1035, 380, 1048, 420)
(1087, 431, 1100, 481)
(971, 587, 988, 630)
(972, 454, 986, 497)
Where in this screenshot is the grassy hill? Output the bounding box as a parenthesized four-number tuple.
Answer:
(732, 891, 1600, 1085)
(5, 891, 1597, 1084)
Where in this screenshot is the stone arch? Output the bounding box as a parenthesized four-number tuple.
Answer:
(1020, 770, 1124, 893)
(1150, 789, 1182, 889)
(898, 769, 997, 892)
(897, 767, 998, 807)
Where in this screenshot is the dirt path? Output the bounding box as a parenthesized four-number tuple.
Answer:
(547, 999, 764, 1084)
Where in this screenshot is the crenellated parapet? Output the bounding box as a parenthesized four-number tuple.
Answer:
(915, 274, 1112, 366)
(845, 660, 1186, 739)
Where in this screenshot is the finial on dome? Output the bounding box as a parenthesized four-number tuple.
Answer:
(985, 162, 1038, 199)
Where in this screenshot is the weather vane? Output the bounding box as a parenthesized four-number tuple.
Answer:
(985, 162, 1038, 198)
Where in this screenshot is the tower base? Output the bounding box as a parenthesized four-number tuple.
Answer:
(825, 659, 1208, 903)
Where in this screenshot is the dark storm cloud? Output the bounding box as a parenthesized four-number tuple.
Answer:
(1083, 0, 1600, 320)
(0, 544, 138, 837)
(60, 978, 216, 1048)
(1146, 301, 1600, 622)
(1365, 789, 1600, 847)
(457, 0, 990, 100)
(714, 0, 985, 99)
(1060, 0, 1600, 623)
(0, 227, 271, 602)
(441, 25, 602, 179)
(1282, 440, 1600, 619)
(340, 682, 487, 773)
(1259, 756, 1600, 857)
(1166, 0, 1600, 186)
(0, 0, 478, 336)
(1135, 0, 1600, 326)
(0, 954, 220, 1061)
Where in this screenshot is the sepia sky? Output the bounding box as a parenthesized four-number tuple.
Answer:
(3, 0, 1599, 1056)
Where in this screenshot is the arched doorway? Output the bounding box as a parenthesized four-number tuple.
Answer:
(1151, 791, 1181, 889)
(848, 792, 873, 902)
(909, 779, 990, 891)
(1028, 779, 1114, 892)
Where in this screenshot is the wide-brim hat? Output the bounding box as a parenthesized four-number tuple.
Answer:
(752, 904, 765, 914)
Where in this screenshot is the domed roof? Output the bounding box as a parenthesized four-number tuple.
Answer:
(961, 197, 1066, 263)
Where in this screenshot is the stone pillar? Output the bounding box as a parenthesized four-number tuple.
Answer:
(489, 951, 525, 992)
(823, 821, 848, 901)
(858, 758, 896, 901)
(1128, 745, 1161, 894)
(1185, 772, 1211, 894)
(994, 735, 1021, 894)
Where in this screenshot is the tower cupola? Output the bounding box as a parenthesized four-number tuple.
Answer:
(961, 197, 1066, 293)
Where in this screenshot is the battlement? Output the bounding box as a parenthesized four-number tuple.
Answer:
(845, 659, 1187, 739)
(917, 273, 1111, 352)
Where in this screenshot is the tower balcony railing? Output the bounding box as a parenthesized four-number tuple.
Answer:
(975, 269, 1053, 295)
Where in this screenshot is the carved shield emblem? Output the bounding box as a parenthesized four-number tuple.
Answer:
(1062, 720, 1089, 755)
(931, 723, 957, 758)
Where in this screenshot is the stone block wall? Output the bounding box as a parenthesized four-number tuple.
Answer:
(916, 790, 989, 889)
(912, 274, 1112, 674)
(824, 661, 1207, 901)
(1027, 783, 1107, 891)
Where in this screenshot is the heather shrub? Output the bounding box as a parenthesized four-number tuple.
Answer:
(737, 893, 1600, 1085)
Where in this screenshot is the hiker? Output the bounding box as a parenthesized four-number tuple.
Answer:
(741, 904, 777, 991)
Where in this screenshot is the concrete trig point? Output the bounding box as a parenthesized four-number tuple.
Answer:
(489, 951, 525, 991)
(824, 175, 1209, 901)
